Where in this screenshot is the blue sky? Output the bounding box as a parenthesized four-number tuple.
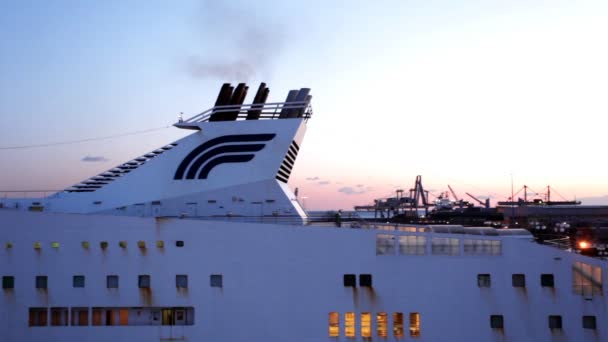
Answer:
(2, 1, 608, 209)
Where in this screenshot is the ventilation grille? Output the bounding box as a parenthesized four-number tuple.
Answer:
(65, 143, 178, 193)
(276, 141, 299, 183)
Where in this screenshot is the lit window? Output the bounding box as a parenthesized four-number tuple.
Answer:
(35, 276, 47, 289)
(176, 241, 184, 247)
(100, 241, 108, 249)
(409, 312, 420, 337)
(393, 312, 404, 337)
(73, 275, 85, 288)
(512, 274, 525, 287)
(210, 274, 222, 288)
(377, 312, 388, 337)
(573, 262, 602, 296)
(71, 307, 88, 326)
(343, 274, 356, 287)
(583, 315, 596, 330)
(119, 241, 127, 248)
(33, 242, 41, 250)
(138, 275, 151, 288)
(361, 312, 371, 337)
(478, 274, 491, 287)
(399, 235, 426, 255)
(176, 275, 188, 288)
(541, 274, 554, 288)
(51, 242, 59, 249)
(156, 240, 165, 248)
(431, 237, 459, 255)
(376, 234, 395, 255)
(92, 308, 103, 326)
(548, 315, 562, 329)
(360, 274, 372, 287)
(137, 241, 146, 249)
(329, 312, 339, 337)
(490, 315, 503, 329)
(345, 312, 356, 337)
(119, 309, 129, 326)
(107, 275, 119, 288)
(2, 276, 14, 289)
(50, 307, 68, 326)
(464, 239, 501, 255)
(162, 308, 173, 326)
(29, 308, 48, 326)
(81, 241, 89, 249)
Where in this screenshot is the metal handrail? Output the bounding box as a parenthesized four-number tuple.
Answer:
(181, 101, 312, 124)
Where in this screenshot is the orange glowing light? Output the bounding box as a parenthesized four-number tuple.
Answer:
(579, 241, 590, 249)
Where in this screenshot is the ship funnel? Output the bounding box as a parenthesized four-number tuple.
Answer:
(279, 90, 299, 118)
(209, 83, 234, 122)
(223, 83, 248, 121)
(246, 82, 269, 120)
(294, 88, 311, 118)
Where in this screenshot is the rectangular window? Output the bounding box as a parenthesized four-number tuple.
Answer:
(361, 312, 371, 337)
(35, 276, 47, 289)
(376, 234, 395, 255)
(541, 274, 554, 288)
(377, 312, 388, 337)
(50, 307, 68, 326)
(478, 274, 491, 288)
(345, 312, 355, 337)
(176, 275, 188, 288)
(73, 275, 85, 288)
(583, 315, 596, 330)
(548, 315, 562, 329)
(431, 237, 460, 255)
(71, 308, 88, 326)
(360, 274, 372, 287)
(138, 275, 151, 288)
(512, 274, 526, 288)
(107, 275, 119, 288)
(2, 276, 14, 289)
(29, 308, 48, 327)
(464, 239, 501, 255)
(399, 235, 426, 255)
(409, 312, 420, 337)
(119, 309, 129, 326)
(106, 309, 116, 326)
(393, 312, 404, 337)
(490, 315, 504, 329)
(343, 274, 356, 287)
(329, 312, 339, 337)
(92, 308, 103, 326)
(162, 308, 173, 326)
(176, 240, 185, 247)
(210, 274, 223, 288)
(573, 261, 602, 296)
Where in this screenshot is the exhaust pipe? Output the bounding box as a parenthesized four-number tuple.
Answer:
(246, 82, 268, 120)
(224, 83, 248, 121)
(209, 83, 234, 121)
(279, 89, 299, 118)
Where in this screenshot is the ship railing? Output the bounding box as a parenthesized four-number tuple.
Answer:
(0, 190, 60, 199)
(178, 101, 313, 124)
(542, 237, 571, 250)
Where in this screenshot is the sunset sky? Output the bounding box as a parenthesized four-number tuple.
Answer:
(2, 1, 608, 210)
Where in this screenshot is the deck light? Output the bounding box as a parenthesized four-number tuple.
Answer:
(579, 241, 590, 249)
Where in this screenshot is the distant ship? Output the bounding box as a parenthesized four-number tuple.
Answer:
(1, 83, 606, 341)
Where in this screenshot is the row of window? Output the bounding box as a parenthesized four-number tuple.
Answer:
(343, 274, 372, 287)
(29, 307, 194, 327)
(476, 263, 603, 297)
(2, 274, 223, 289)
(376, 235, 501, 256)
(5, 240, 185, 250)
(490, 314, 597, 330)
(328, 312, 420, 337)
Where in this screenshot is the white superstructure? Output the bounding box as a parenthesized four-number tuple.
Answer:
(1, 84, 606, 342)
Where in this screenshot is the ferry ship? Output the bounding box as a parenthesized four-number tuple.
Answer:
(0, 83, 606, 342)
